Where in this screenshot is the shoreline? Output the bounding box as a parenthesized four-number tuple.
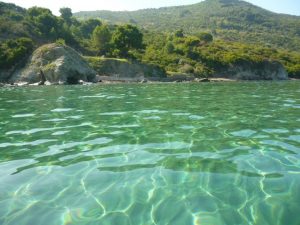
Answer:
(0, 77, 298, 87)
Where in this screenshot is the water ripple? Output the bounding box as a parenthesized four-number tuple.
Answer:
(0, 139, 56, 148)
(1, 83, 300, 225)
(51, 108, 73, 112)
(231, 129, 257, 137)
(12, 114, 36, 118)
(5, 122, 92, 135)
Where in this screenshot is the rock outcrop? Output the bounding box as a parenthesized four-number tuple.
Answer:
(11, 43, 96, 84)
(218, 60, 288, 80)
(0, 69, 14, 83)
(85, 57, 166, 81)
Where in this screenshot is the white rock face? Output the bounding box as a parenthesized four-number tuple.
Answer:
(11, 43, 96, 84)
(228, 60, 288, 80)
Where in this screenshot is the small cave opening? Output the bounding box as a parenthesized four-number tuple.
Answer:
(66, 71, 80, 84)
(66, 76, 79, 85)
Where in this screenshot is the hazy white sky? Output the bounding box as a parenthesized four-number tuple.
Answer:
(2, 0, 300, 16)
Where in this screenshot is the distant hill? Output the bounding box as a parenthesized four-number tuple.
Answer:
(74, 0, 300, 51)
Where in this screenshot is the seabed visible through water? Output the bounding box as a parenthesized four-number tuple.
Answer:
(0, 81, 300, 225)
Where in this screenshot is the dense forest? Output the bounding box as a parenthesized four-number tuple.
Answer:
(1, 0, 300, 79)
(74, 0, 300, 52)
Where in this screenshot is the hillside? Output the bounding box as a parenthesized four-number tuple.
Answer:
(74, 0, 300, 51)
(0, 2, 34, 41)
(1, 0, 300, 81)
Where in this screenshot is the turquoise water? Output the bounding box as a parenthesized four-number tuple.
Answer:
(0, 82, 300, 225)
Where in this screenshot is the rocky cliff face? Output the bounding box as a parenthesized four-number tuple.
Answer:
(85, 57, 166, 80)
(3, 43, 289, 85)
(0, 68, 15, 82)
(219, 60, 288, 80)
(11, 44, 96, 84)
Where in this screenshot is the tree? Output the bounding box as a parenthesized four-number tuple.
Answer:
(196, 32, 213, 43)
(0, 38, 33, 69)
(92, 25, 111, 55)
(26, 6, 77, 44)
(111, 24, 143, 57)
(185, 36, 201, 47)
(165, 42, 175, 54)
(59, 7, 72, 25)
(79, 19, 102, 39)
(27, 7, 58, 38)
(287, 64, 300, 78)
(36, 13, 58, 37)
(174, 29, 184, 38)
(27, 7, 52, 18)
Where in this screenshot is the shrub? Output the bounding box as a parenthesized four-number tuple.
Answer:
(0, 37, 34, 69)
(287, 64, 300, 78)
(56, 38, 66, 46)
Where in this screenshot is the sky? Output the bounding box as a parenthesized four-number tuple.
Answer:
(2, 0, 300, 16)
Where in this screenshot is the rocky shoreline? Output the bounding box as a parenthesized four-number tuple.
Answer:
(1, 77, 297, 88)
(0, 43, 290, 86)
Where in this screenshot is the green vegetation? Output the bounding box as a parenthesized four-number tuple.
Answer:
(0, 3, 145, 72)
(111, 24, 144, 57)
(0, 0, 300, 79)
(92, 24, 112, 55)
(143, 31, 300, 78)
(84, 56, 130, 71)
(74, 0, 300, 51)
(59, 7, 72, 25)
(92, 24, 144, 57)
(0, 37, 33, 69)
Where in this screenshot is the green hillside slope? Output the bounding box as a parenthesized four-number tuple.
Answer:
(0, 2, 34, 41)
(1, 1, 300, 80)
(74, 0, 300, 51)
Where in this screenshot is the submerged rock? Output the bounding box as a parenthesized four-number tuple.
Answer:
(11, 43, 96, 84)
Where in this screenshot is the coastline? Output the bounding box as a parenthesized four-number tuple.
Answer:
(1, 77, 298, 87)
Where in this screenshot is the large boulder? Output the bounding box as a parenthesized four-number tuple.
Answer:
(11, 43, 96, 84)
(220, 60, 288, 80)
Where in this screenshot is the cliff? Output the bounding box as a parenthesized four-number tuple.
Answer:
(85, 57, 167, 81)
(3, 43, 289, 85)
(216, 60, 288, 80)
(10, 43, 96, 84)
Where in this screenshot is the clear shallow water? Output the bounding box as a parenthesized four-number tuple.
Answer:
(0, 82, 300, 225)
